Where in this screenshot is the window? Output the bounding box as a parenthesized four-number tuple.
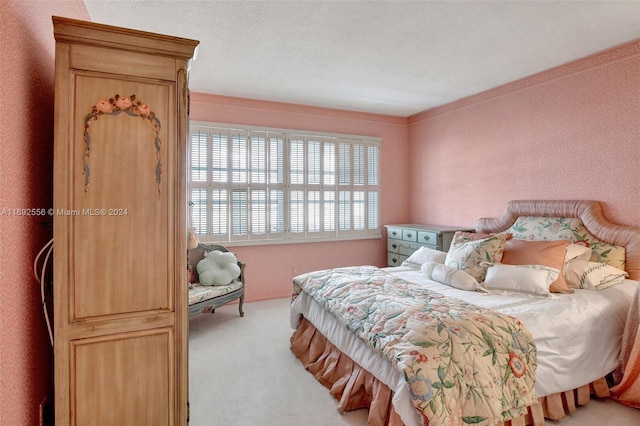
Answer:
(189, 122, 381, 245)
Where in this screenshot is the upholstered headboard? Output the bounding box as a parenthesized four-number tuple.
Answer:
(476, 200, 640, 280)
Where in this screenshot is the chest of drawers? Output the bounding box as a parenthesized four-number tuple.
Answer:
(384, 224, 473, 266)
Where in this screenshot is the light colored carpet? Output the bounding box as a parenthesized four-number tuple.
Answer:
(188, 298, 640, 426)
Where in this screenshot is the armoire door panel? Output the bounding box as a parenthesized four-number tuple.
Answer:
(71, 329, 173, 426)
(70, 75, 174, 318)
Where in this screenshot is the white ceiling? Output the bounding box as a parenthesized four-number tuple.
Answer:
(84, 0, 640, 117)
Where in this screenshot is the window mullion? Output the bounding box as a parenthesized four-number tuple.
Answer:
(283, 134, 291, 235)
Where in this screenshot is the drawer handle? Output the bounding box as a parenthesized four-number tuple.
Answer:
(406, 232, 413, 238)
(422, 235, 430, 241)
(392, 257, 398, 264)
(392, 243, 397, 249)
(392, 231, 398, 237)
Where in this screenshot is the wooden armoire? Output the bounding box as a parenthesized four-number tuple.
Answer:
(52, 17, 198, 425)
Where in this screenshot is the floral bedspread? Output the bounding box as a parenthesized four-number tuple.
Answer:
(292, 266, 537, 426)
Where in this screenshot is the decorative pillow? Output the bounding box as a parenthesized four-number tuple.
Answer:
(501, 239, 574, 294)
(502, 239, 573, 293)
(196, 250, 241, 286)
(506, 216, 626, 270)
(402, 246, 447, 266)
(421, 262, 479, 291)
(565, 243, 592, 263)
(453, 231, 513, 244)
(444, 233, 509, 282)
(564, 259, 629, 290)
(482, 264, 559, 297)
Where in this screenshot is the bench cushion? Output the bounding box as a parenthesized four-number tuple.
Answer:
(188, 280, 243, 306)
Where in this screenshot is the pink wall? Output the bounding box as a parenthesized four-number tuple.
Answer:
(407, 39, 640, 229)
(5, 1, 639, 422)
(190, 94, 409, 301)
(1, 1, 90, 424)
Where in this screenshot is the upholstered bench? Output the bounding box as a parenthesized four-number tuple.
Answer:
(187, 244, 245, 317)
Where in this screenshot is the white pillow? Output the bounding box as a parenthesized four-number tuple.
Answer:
(403, 246, 447, 267)
(482, 264, 559, 297)
(196, 250, 241, 286)
(563, 259, 628, 290)
(564, 243, 592, 263)
(421, 262, 479, 291)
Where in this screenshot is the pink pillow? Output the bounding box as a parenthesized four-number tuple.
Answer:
(501, 239, 574, 294)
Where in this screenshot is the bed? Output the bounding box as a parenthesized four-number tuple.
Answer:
(290, 200, 640, 425)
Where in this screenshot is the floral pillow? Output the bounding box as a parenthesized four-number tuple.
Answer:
(506, 216, 626, 270)
(453, 231, 513, 243)
(444, 233, 509, 282)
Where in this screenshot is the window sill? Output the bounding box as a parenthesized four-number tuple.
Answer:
(196, 233, 382, 247)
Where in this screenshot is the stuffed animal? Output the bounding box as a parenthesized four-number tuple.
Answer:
(196, 250, 241, 286)
(187, 227, 199, 249)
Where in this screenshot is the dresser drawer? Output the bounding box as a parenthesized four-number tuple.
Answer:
(387, 239, 423, 255)
(387, 227, 403, 240)
(387, 252, 407, 267)
(402, 229, 418, 242)
(417, 230, 440, 247)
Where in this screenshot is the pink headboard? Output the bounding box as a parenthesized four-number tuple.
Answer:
(476, 200, 640, 280)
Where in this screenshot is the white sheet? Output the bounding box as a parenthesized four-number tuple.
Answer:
(290, 265, 638, 426)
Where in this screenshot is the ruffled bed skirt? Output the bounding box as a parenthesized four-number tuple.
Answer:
(290, 317, 406, 425)
(290, 317, 612, 426)
(611, 284, 640, 408)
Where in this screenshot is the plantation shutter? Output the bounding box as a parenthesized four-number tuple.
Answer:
(188, 123, 380, 244)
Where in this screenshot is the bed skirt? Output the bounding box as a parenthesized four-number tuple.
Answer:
(290, 317, 611, 426)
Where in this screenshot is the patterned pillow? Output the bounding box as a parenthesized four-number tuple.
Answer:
(506, 216, 626, 270)
(444, 233, 509, 282)
(453, 231, 513, 244)
(564, 260, 629, 290)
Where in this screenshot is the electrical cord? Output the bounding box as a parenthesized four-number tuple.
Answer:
(33, 238, 54, 346)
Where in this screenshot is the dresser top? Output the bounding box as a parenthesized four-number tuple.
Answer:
(385, 223, 474, 232)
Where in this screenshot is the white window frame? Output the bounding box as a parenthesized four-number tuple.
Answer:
(188, 122, 381, 245)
